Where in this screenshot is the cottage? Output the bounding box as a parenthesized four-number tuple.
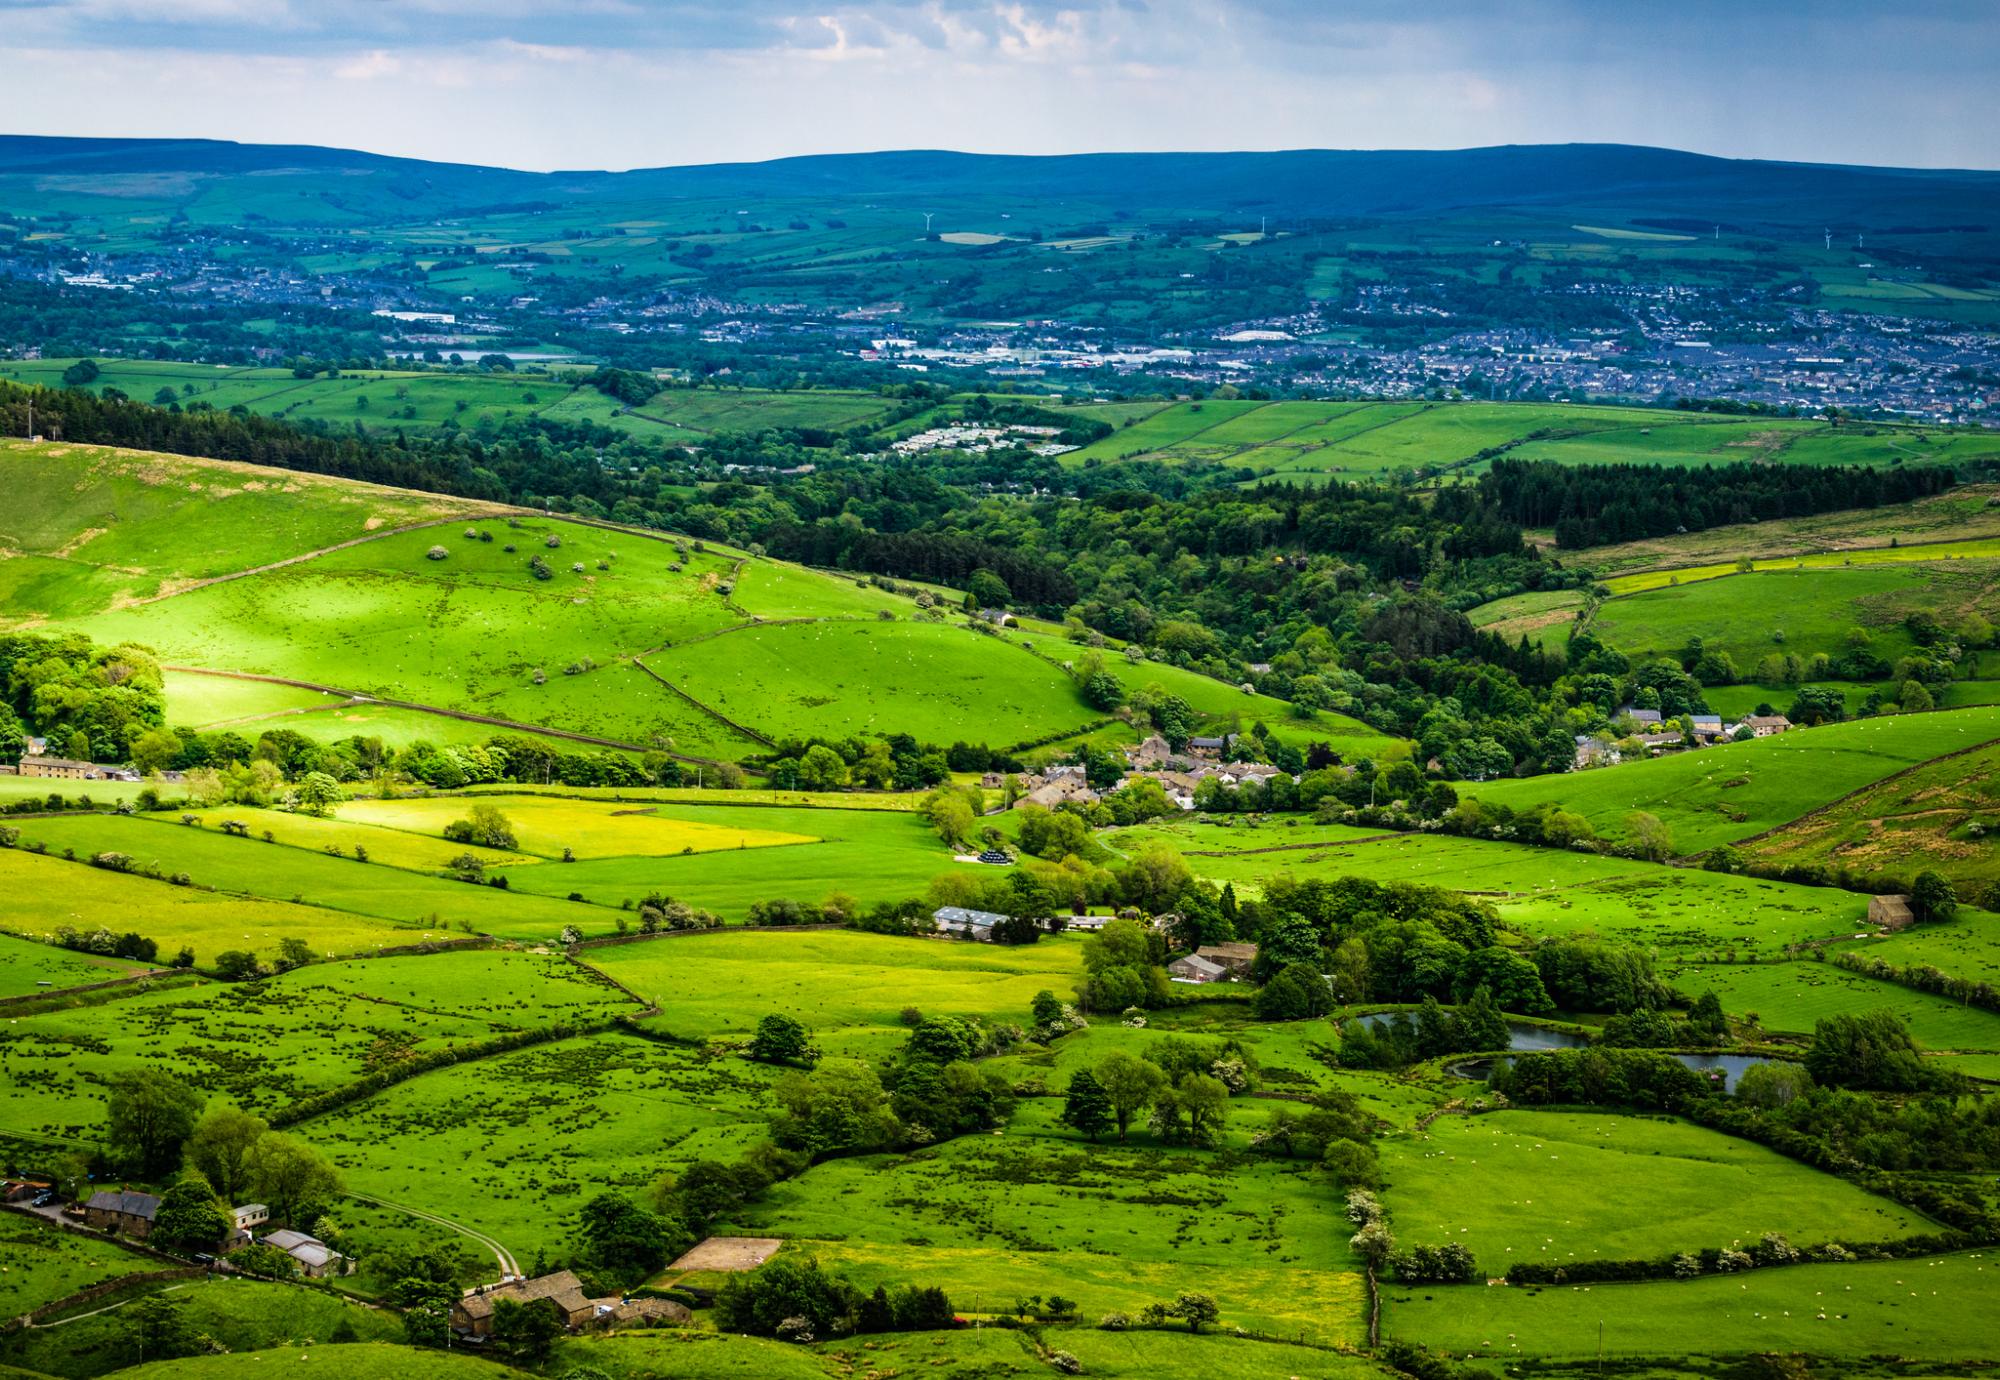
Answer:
(977, 608, 1016, 627)
(1868, 894, 1916, 931)
(1573, 734, 1619, 770)
(1018, 778, 1099, 810)
(1615, 707, 1663, 727)
(1127, 734, 1175, 768)
(1634, 730, 1686, 752)
(932, 906, 1008, 941)
(1194, 942, 1259, 976)
(1744, 715, 1792, 737)
(454, 1270, 597, 1337)
(1167, 953, 1229, 984)
(84, 1189, 161, 1237)
(1188, 734, 1238, 759)
(20, 756, 94, 781)
(227, 1203, 269, 1247)
(260, 1227, 348, 1278)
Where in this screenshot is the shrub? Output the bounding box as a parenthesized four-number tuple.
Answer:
(426, 546, 450, 561)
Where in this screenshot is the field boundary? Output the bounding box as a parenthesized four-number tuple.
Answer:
(1725, 730, 2000, 852)
(134, 517, 494, 605)
(0, 965, 177, 1016)
(628, 656, 777, 749)
(161, 665, 735, 765)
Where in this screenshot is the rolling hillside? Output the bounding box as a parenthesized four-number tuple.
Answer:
(2, 438, 1386, 764)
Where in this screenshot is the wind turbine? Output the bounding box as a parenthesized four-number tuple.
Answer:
(1823, 229, 1832, 250)
(922, 212, 935, 235)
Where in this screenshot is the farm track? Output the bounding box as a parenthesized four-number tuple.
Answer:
(160, 664, 733, 766)
(347, 1191, 519, 1279)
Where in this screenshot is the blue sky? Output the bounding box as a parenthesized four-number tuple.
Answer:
(3, 1, 1995, 171)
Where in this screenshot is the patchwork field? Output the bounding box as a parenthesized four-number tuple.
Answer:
(737, 1097, 1366, 1345)
(1464, 707, 2000, 855)
(335, 794, 820, 860)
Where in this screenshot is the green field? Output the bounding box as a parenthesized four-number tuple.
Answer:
(117, 1347, 528, 1380)
(0, 1214, 161, 1317)
(1745, 739, 2000, 893)
(1385, 1250, 2000, 1364)
(1383, 1111, 1927, 1267)
(737, 1097, 1366, 1345)
(335, 794, 819, 860)
(0, 929, 141, 997)
(1059, 399, 1987, 481)
(1464, 707, 2000, 855)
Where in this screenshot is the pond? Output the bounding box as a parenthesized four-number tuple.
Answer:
(1348, 1015, 1589, 1051)
(1447, 1051, 1777, 1092)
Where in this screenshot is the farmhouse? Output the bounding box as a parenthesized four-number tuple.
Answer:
(1018, 777, 1100, 809)
(260, 1227, 347, 1278)
(20, 755, 96, 780)
(1573, 734, 1619, 770)
(1189, 734, 1239, 759)
(1128, 734, 1176, 767)
(1745, 714, 1793, 737)
(1869, 894, 1916, 931)
(228, 1203, 269, 1246)
(1167, 953, 1229, 984)
(933, 905, 1008, 940)
(1616, 706, 1664, 726)
(84, 1189, 161, 1237)
(1195, 942, 1259, 976)
(454, 1270, 597, 1337)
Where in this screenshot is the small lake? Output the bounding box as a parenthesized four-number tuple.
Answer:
(1347, 1015, 1589, 1052)
(1447, 1051, 1776, 1092)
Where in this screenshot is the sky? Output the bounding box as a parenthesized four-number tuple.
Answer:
(3, 0, 1996, 172)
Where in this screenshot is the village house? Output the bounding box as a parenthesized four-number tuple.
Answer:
(1868, 894, 1916, 931)
(227, 1203, 269, 1247)
(19, 755, 96, 781)
(454, 1271, 598, 1337)
(1017, 776, 1100, 810)
(84, 1189, 161, 1237)
(1188, 734, 1239, 760)
(1689, 714, 1726, 740)
(1194, 942, 1259, 976)
(932, 905, 1008, 941)
(1127, 734, 1176, 768)
(1744, 714, 1793, 737)
(1634, 730, 1686, 754)
(1573, 734, 1619, 770)
(1167, 953, 1229, 984)
(1615, 706, 1664, 727)
(260, 1227, 348, 1278)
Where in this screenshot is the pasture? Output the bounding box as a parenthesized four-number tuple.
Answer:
(1382, 1111, 1928, 1265)
(738, 1097, 1366, 1346)
(0, 929, 140, 997)
(0, 948, 637, 1137)
(1463, 707, 2000, 855)
(488, 803, 978, 920)
(334, 794, 820, 860)
(1385, 1250, 2000, 1364)
(6, 814, 602, 946)
(646, 619, 1098, 748)
(600, 929, 1082, 1056)
(117, 1348, 528, 1380)
(1744, 739, 2000, 893)
(309, 1031, 777, 1259)
(1589, 563, 1993, 670)
(0, 1214, 157, 1317)
(1662, 959, 2000, 1063)
(0, 438, 491, 624)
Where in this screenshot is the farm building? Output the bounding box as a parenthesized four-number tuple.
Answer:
(260, 1227, 348, 1278)
(1616, 706, 1663, 726)
(19, 756, 96, 780)
(83, 1189, 161, 1237)
(1128, 734, 1175, 767)
(1195, 942, 1260, 976)
(228, 1203, 269, 1246)
(1189, 734, 1239, 759)
(933, 906, 1007, 940)
(1745, 715, 1793, 737)
(1168, 954, 1229, 984)
(454, 1270, 597, 1336)
(1869, 894, 1916, 931)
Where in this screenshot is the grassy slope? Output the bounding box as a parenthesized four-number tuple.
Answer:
(1383, 1110, 1928, 1265)
(1464, 707, 2000, 854)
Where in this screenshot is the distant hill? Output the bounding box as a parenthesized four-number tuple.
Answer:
(1, 134, 1994, 228)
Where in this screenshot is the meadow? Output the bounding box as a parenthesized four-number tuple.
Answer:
(7, 814, 603, 946)
(1744, 739, 2000, 892)
(600, 929, 1082, 1057)
(1124, 818, 1877, 958)
(307, 1030, 778, 1260)
(0, 948, 639, 1139)
(0, 930, 140, 997)
(736, 1097, 1366, 1346)
(1463, 707, 2000, 855)
(1382, 1110, 1928, 1266)
(0, 1277, 401, 1379)
(0, 438, 493, 623)
(334, 794, 820, 860)
(1384, 1250, 2000, 1364)
(0, 1214, 160, 1317)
